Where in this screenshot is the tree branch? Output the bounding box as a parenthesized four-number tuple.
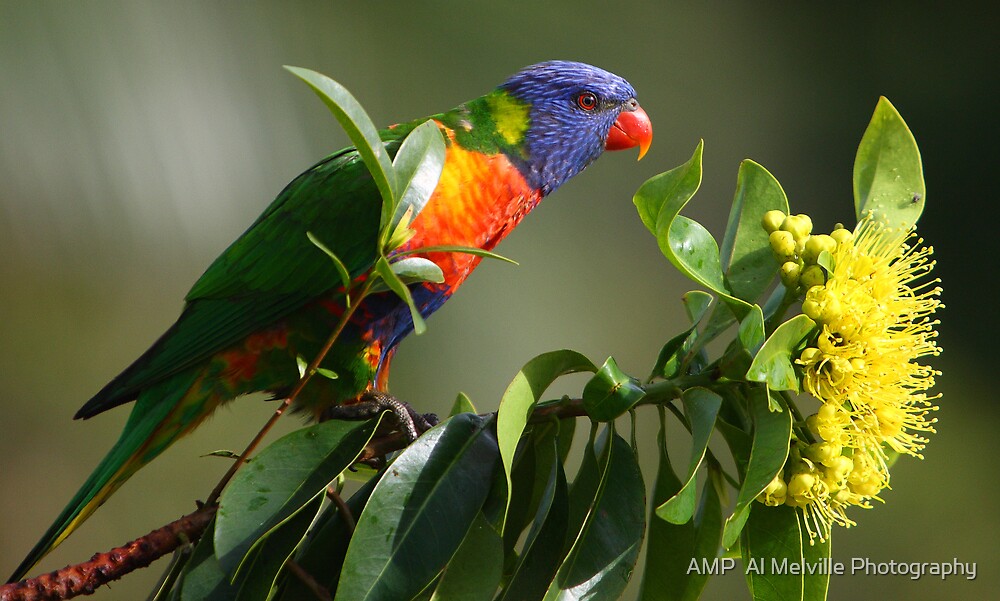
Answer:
(1, 386, 695, 601)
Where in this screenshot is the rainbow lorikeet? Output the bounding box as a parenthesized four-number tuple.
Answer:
(9, 60, 651, 582)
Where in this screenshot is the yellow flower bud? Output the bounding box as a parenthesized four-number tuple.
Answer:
(761, 210, 786, 234)
(799, 264, 826, 289)
(830, 227, 854, 246)
(758, 473, 788, 506)
(802, 234, 837, 265)
(805, 441, 843, 466)
(781, 214, 813, 241)
(769, 230, 797, 261)
(802, 286, 841, 323)
(780, 261, 801, 287)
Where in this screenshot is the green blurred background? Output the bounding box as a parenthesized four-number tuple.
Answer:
(1, 2, 996, 599)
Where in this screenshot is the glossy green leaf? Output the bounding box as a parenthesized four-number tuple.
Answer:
(450, 391, 477, 416)
(180, 519, 235, 601)
(739, 305, 766, 356)
(149, 546, 194, 601)
(233, 495, 323, 601)
(389, 119, 446, 240)
(723, 388, 792, 549)
(334, 413, 500, 601)
(650, 292, 714, 381)
(284, 66, 395, 216)
(633, 140, 704, 235)
(655, 388, 722, 524)
(637, 141, 754, 319)
(277, 475, 380, 601)
(547, 429, 646, 600)
(497, 350, 596, 531)
(742, 504, 828, 601)
(721, 160, 789, 302)
(215, 416, 383, 578)
(500, 437, 570, 601)
(583, 356, 646, 421)
(375, 255, 427, 335)
(853, 97, 925, 230)
(640, 418, 723, 601)
(746, 315, 816, 392)
(431, 513, 503, 601)
(802, 530, 832, 601)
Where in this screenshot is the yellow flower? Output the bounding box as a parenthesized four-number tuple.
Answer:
(774, 215, 942, 543)
(796, 216, 942, 462)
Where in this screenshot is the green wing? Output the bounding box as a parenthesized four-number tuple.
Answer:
(76, 145, 389, 418)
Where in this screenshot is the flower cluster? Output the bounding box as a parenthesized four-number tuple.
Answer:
(757, 211, 942, 543)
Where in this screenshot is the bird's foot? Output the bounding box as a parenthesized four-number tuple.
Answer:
(323, 391, 438, 442)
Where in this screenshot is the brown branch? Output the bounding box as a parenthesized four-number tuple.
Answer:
(0, 506, 216, 601)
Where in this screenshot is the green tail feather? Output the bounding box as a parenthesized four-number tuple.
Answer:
(8, 370, 202, 583)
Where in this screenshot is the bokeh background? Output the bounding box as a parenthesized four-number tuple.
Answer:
(1, 3, 996, 600)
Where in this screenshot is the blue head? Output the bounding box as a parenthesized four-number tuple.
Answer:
(500, 60, 651, 195)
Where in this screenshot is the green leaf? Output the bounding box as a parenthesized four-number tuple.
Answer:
(149, 546, 195, 601)
(633, 140, 704, 235)
(583, 356, 646, 421)
(497, 350, 596, 531)
(649, 292, 713, 381)
(232, 495, 324, 601)
(396, 244, 519, 265)
(739, 305, 766, 356)
(277, 475, 380, 600)
(389, 256, 445, 284)
(640, 418, 723, 601)
(431, 513, 503, 601)
(449, 392, 477, 416)
(334, 413, 500, 601)
(374, 255, 427, 335)
(853, 97, 925, 230)
(500, 437, 570, 601)
(547, 428, 646, 601)
(636, 141, 753, 319)
(180, 519, 235, 601)
(655, 388, 722, 524)
(284, 66, 396, 217)
(721, 160, 789, 302)
(388, 119, 446, 242)
(307, 231, 355, 307)
(214, 417, 383, 578)
(723, 388, 792, 549)
(746, 315, 817, 392)
(742, 504, 828, 601)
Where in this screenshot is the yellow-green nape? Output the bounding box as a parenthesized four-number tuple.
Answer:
(485, 91, 530, 147)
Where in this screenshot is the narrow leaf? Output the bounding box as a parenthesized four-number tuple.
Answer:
(375, 256, 427, 334)
(389, 256, 445, 284)
(396, 244, 519, 265)
(307, 231, 354, 307)
(449, 391, 477, 416)
(497, 350, 596, 531)
(284, 66, 396, 211)
(723, 388, 792, 549)
(655, 388, 722, 524)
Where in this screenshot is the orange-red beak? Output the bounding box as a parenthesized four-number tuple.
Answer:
(605, 102, 652, 160)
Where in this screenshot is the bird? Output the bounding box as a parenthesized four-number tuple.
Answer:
(8, 60, 652, 582)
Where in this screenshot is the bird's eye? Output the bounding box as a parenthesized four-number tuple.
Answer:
(576, 92, 598, 111)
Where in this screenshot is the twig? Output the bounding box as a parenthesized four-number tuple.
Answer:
(325, 487, 356, 534)
(284, 560, 333, 601)
(0, 507, 216, 601)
